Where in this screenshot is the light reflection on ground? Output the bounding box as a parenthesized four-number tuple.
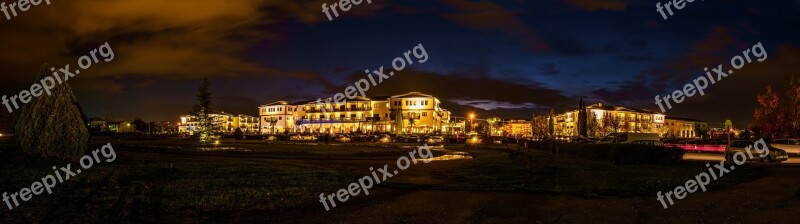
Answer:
(403, 145, 474, 161)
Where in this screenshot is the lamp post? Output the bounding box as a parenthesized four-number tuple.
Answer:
(469, 113, 475, 133)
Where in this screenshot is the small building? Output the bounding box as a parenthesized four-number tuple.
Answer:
(664, 116, 709, 139)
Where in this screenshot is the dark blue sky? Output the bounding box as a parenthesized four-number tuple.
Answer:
(0, 0, 798, 126)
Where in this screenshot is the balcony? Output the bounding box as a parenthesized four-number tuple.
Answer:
(304, 107, 373, 113)
(296, 117, 374, 124)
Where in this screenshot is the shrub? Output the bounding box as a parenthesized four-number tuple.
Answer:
(15, 64, 90, 160)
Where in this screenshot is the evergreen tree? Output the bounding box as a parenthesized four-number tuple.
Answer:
(16, 64, 90, 160)
(548, 109, 555, 137)
(234, 127, 244, 140)
(578, 97, 588, 137)
(192, 77, 214, 143)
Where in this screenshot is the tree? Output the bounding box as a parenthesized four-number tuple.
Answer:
(587, 113, 599, 137)
(548, 109, 555, 136)
(191, 77, 214, 143)
(602, 113, 623, 134)
(785, 76, 800, 136)
(16, 64, 90, 160)
(577, 97, 588, 137)
(532, 114, 549, 138)
(754, 85, 785, 138)
(233, 127, 244, 140)
(475, 120, 491, 136)
(132, 118, 148, 133)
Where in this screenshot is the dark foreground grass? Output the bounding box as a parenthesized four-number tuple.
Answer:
(384, 145, 766, 197)
(0, 138, 770, 223)
(0, 139, 360, 223)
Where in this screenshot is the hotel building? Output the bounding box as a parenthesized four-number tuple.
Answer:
(503, 119, 532, 137)
(552, 103, 666, 137)
(664, 117, 709, 138)
(178, 112, 259, 135)
(258, 92, 453, 134)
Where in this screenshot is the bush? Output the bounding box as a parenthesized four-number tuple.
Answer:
(15, 64, 90, 160)
(527, 140, 684, 165)
(233, 128, 244, 140)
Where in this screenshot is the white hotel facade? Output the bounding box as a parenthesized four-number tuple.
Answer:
(258, 92, 454, 134)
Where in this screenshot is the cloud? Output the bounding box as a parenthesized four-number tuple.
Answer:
(329, 69, 574, 116)
(0, 0, 323, 93)
(450, 99, 541, 110)
(562, 0, 628, 12)
(438, 0, 550, 52)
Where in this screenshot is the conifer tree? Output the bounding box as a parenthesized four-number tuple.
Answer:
(16, 64, 90, 160)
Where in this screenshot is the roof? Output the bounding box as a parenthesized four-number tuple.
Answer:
(585, 103, 660, 115)
(260, 101, 289, 107)
(391, 92, 433, 98)
(370, 96, 391, 101)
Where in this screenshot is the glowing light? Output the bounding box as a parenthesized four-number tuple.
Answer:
(214, 140, 221, 145)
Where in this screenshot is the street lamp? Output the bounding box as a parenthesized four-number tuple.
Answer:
(468, 113, 475, 133)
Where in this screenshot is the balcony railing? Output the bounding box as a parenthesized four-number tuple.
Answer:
(296, 117, 387, 124)
(303, 107, 373, 113)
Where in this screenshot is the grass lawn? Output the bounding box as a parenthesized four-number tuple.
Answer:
(0, 137, 790, 223)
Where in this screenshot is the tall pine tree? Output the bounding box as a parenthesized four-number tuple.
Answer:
(16, 64, 90, 160)
(192, 77, 214, 143)
(578, 97, 588, 137)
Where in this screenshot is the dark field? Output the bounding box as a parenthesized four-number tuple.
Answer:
(1, 137, 799, 223)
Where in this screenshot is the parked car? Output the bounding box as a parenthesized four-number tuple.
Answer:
(377, 134, 392, 143)
(599, 133, 660, 144)
(407, 135, 420, 143)
(301, 134, 317, 141)
(725, 140, 788, 163)
(446, 134, 467, 143)
(394, 135, 407, 143)
(466, 132, 481, 145)
(489, 136, 505, 144)
(355, 134, 374, 142)
(334, 134, 351, 142)
(629, 140, 665, 147)
(426, 136, 444, 144)
(289, 134, 303, 141)
(770, 139, 800, 156)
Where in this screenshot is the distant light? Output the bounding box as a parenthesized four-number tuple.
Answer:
(0, 134, 4, 137)
(214, 140, 221, 145)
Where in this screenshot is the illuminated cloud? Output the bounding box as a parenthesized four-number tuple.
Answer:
(450, 99, 541, 110)
(0, 0, 324, 87)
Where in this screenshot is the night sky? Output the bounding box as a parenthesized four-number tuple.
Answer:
(0, 0, 798, 127)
